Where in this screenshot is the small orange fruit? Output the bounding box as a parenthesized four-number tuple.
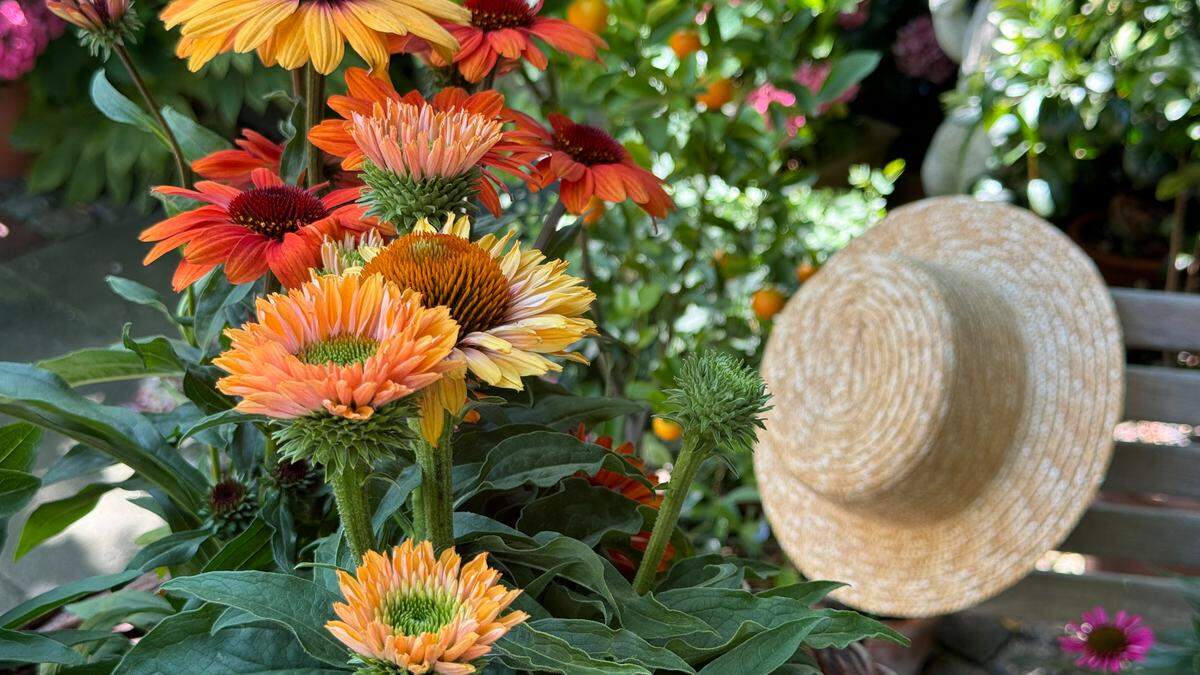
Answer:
(751, 288, 787, 320)
(796, 261, 818, 283)
(652, 417, 683, 443)
(696, 78, 733, 109)
(668, 29, 701, 58)
(566, 0, 608, 34)
(462, 409, 481, 424)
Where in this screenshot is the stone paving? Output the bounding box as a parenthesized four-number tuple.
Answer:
(0, 181, 173, 612)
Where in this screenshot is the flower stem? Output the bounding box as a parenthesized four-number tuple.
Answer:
(112, 43, 190, 188)
(304, 65, 325, 189)
(633, 434, 706, 595)
(328, 462, 375, 562)
(533, 199, 566, 252)
(414, 436, 454, 552)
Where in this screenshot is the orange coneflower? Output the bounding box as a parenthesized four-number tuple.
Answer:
(572, 424, 674, 577)
(327, 541, 527, 674)
(192, 129, 359, 189)
(390, 0, 606, 83)
(141, 168, 381, 290)
(213, 272, 459, 421)
(160, 0, 470, 74)
(523, 113, 673, 218)
(309, 68, 548, 218)
(360, 214, 595, 441)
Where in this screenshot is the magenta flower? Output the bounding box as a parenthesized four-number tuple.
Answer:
(838, 0, 870, 30)
(793, 60, 860, 114)
(892, 15, 956, 85)
(1059, 607, 1154, 672)
(0, 0, 63, 81)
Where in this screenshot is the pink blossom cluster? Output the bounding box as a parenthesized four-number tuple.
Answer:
(892, 15, 956, 85)
(0, 0, 64, 81)
(747, 60, 860, 137)
(838, 0, 870, 30)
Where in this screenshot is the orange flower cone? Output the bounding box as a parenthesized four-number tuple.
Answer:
(327, 540, 528, 674)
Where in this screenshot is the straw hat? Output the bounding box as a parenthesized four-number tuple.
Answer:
(755, 196, 1124, 617)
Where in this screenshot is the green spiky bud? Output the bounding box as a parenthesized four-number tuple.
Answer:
(350, 657, 407, 675)
(267, 458, 320, 495)
(199, 477, 257, 538)
(273, 402, 417, 477)
(663, 351, 771, 455)
(359, 163, 479, 231)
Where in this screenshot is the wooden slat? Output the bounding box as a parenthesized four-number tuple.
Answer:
(1124, 364, 1200, 424)
(1112, 287, 1200, 352)
(972, 571, 1192, 626)
(1103, 441, 1200, 498)
(1060, 503, 1200, 567)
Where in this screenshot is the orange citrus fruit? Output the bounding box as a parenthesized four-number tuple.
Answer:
(567, 0, 608, 34)
(796, 261, 818, 283)
(696, 78, 733, 109)
(751, 288, 787, 320)
(669, 29, 701, 58)
(652, 417, 683, 442)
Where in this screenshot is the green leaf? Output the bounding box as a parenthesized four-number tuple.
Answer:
(0, 628, 85, 666)
(0, 469, 40, 518)
(42, 445, 116, 485)
(462, 431, 613, 499)
(114, 604, 346, 674)
(14, 483, 115, 560)
(0, 423, 41, 472)
(161, 107, 231, 162)
(162, 571, 347, 666)
(530, 619, 693, 673)
(804, 609, 907, 649)
(493, 623, 650, 674)
(696, 619, 819, 675)
(180, 409, 261, 440)
(125, 529, 212, 572)
(89, 70, 166, 145)
(38, 347, 183, 387)
(192, 272, 256, 355)
(756, 581, 845, 607)
(105, 276, 173, 322)
(202, 518, 275, 572)
(516, 479, 643, 546)
(66, 589, 174, 632)
(0, 362, 207, 516)
(816, 51, 880, 106)
(499, 395, 644, 430)
(0, 570, 142, 629)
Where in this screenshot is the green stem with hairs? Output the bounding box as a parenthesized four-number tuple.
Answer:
(304, 65, 325, 188)
(112, 43, 190, 188)
(414, 435, 454, 552)
(633, 433, 707, 595)
(329, 462, 374, 562)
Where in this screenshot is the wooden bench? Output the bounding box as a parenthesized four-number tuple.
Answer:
(973, 287, 1200, 626)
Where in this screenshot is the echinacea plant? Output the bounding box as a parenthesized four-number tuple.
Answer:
(0, 0, 910, 672)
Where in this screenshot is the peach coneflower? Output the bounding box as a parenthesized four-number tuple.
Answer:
(361, 214, 595, 441)
(524, 113, 673, 218)
(309, 68, 548, 218)
(328, 541, 527, 674)
(213, 272, 458, 422)
(141, 168, 380, 290)
(392, 0, 606, 83)
(159, 0, 470, 74)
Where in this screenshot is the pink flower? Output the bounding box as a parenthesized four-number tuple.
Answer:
(0, 0, 63, 81)
(838, 0, 870, 30)
(793, 60, 859, 113)
(747, 83, 795, 116)
(1059, 607, 1154, 672)
(893, 15, 956, 85)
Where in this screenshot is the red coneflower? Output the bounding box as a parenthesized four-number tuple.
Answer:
(309, 68, 548, 217)
(192, 129, 359, 189)
(141, 168, 383, 290)
(392, 0, 606, 83)
(1059, 607, 1154, 672)
(523, 113, 672, 218)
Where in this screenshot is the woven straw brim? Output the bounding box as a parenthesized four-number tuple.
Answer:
(755, 196, 1124, 617)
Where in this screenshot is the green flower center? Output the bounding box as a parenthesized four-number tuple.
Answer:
(297, 335, 379, 366)
(380, 592, 458, 636)
(1086, 626, 1128, 656)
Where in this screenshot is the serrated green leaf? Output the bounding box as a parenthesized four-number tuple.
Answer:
(42, 445, 116, 485)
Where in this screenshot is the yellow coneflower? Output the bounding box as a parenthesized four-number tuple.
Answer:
(160, 0, 471, 74)
(360, 214, 595, 441)
(327, 540, 527, 674)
